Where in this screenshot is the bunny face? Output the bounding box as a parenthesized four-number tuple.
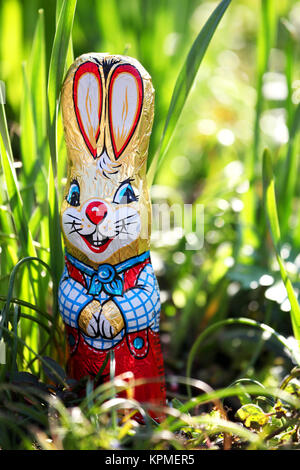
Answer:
(60, 54, 154, 266)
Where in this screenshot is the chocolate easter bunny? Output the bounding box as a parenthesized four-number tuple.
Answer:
(58, 53, 166, 419)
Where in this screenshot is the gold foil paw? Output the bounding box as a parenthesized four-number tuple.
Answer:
(78, 299, 101, 337)
(101, 300, 124, 338)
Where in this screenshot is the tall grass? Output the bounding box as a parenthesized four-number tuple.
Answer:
(0, 0, 76, 372)
(0, 0, 300, 450)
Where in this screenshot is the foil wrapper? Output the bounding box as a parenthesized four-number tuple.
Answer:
(58, 53, 166, 421)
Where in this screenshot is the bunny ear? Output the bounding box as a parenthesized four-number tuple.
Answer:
(73, 62, 102, 159)
(108, 64, 143, 160)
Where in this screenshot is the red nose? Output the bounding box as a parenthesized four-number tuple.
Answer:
(86, 201, 107, 225)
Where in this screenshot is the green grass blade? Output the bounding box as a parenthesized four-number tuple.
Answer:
(0, 325, 68, 388)
(0, 0, 22, 112)
(262, 150, 281, 246)
(0, 256, 52, 336)
(0, 134, 36, 258)
(20, 62, 37, 219)
(20, 62, 37, 178)
(0, 72, 36, 259)
(47, 0, 77, 312)
(147, 0, 231, 184)
(238, 0, 277, 262)
(56, 0, 74, 73)
(24, 9, 51, 355)
(278, 104, 300, 235)
(159, 380, 300, 441)
(0, 120, 40, 366)
(0, 86, 14, 162)
(0, 188, 18, 277)
(28, 9, 47, 161)
(96, 0, 125, 53)
(28, 207, 42, 240)
(4, 401, 48, 427)
(263, 148, 300, 344)
(0, 295, 54, 324)
(252, 0, 277, 175)
(47, 161, 63, 316)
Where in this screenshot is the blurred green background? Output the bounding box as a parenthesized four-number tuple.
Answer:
(1, 0, 300, 393)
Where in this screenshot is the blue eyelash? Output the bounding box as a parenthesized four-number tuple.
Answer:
(113, 182, 138, 204)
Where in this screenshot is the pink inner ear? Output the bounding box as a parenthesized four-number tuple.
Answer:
(73, 62, 102, 159)
(108, 64, 143, 159)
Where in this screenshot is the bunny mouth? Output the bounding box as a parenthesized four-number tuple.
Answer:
(80, 231, 113, 253)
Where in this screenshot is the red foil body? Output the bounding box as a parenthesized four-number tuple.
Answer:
(66, 324, 165, 421)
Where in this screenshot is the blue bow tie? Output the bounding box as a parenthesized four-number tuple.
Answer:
(65, 250, 150, 297)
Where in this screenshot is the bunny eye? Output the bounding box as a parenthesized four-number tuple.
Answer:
(67, 180, 80, 207)
(113, 180, 138, 204)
